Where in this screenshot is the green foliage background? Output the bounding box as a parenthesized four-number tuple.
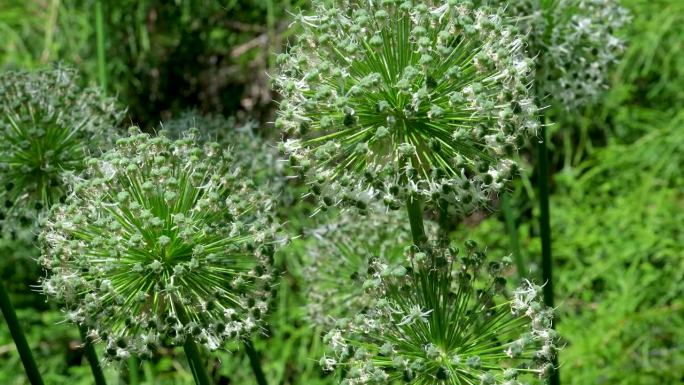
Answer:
(0, 0, 682, 384)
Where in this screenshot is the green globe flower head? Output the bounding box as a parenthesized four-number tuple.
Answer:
(497, 0, 629, 110)
(304, 208, 436, 327)
(162, 111, 286, 194)
(275, 0, 537, 216)
(322, 241, 558, 384)
(40, 129, 278, 361)
(0, 66, 124, 233)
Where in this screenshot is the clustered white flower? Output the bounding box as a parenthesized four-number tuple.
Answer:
(0, 66, 123, 234)
(498, 0, 629, 109)
(40, 129, 278, 360)
(322, 241, 558, 384)
(275, 0, 538, 217)
(303, 208, 435, 327)
(162, 112, 285, 189)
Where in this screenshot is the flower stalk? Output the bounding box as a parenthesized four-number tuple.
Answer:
(95, 0, 107, 94)
(244, 340, 268, 385)
(79, 325, 107, 385)
(502, 193, 525, 278)
(405, 196, 427, 246)
(537, 125, 559, 385)
(174, 301, 212, 385)
(0, 280, 44, 385)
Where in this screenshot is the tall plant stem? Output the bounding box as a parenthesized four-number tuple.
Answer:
(537, 125, 560, 385)
(437, 203, 450, 242)
(128, 356, 140, 385)
(244, 340, 269, 385)
(0, 281, 44, 385)
(406, 195, 427, 246)
(79, 325, 107, 385)
(183, 337, 212, 385)
(266, 0, 276, 72)
(95, 0, 107, 94)
(501, 194, 525, 278)
(174, 302, 212, 385)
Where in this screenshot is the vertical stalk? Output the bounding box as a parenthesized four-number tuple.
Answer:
(95, 0, 107, 94)
(0, 281, 44, 385)
(89, 4, 110, 380)
(537, 125, 560, 385)
(266, 0, 276, 72)
(183, 337, 212, 385)
(174, 301, 212, 385)
(79, 325, 107, 385)
(501, 194, 525, 278)
(437, 203, 449, 242)
(244, 340, 269, 385)
(40, 0, 60, 63)
(405, 195, 427, 246)
(128, 356, 140, 385)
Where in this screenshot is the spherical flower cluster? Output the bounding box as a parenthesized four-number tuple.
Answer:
(497, 0, 629, 109)
(39, 129, 278, 361)
(162, 112, 284, 189)
(303, 208, 435, 327)
(322, 241, 558, 384)
(275, 0, 537, 216)
(0, 66, 124, 234)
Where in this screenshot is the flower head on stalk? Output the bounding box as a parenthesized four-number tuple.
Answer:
(40, 129, 278, 361)
(304, 208, 436, 327)
(322, 241, 558, 384)
(0, 66, 124, 234)
(162, 112, 284, 188)
(495, 0, 629, 109)
(275, 0, 537, 216)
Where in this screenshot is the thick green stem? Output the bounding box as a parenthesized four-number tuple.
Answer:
(437, 203, 450, 243)
(174, 302, 212, 385)
(406, 195, 427, 246)
(128, 356, 140, 385)
(95, 0, 107, 94)
(183, 337, 212, 385)
(537, 125, 560, 385)
(79, 325, 107, 385)
(244, 340, 268, 385)
(0, 281, 44, 385)
(501, 194, 525, 278)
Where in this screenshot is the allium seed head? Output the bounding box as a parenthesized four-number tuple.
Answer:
(0, 66, 124, 234)
(275, 1, 537, 216)
(495, 0, 630, 109)
(303, 208, 436, 327)
(162, 112, 285, 189)
(324, 241, 558, 384)
(39, 129, 278, 360)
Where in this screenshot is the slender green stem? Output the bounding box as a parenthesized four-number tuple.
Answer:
(128, 356, 140, 385)
(95, 0, 107, 94)
(183, 337, 212, 385)
(0, 280, 44, 385)
(437, 202, 450, 243)
(174, 301, 212, 385)
(406, 195, 427, 246)
(501, 194, 525, 278)
(79, 325, 107, 385)
(40, 0, 60, 63)
(536, 125, 560, 385)
(266, 0, 276, 72)
(244, 340, 269, 385)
